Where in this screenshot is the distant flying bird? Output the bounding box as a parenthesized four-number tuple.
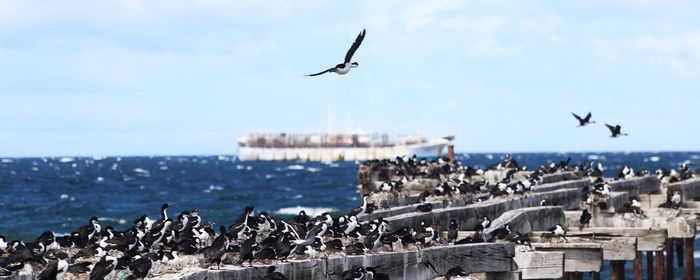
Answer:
(306, 29, 366, 76)
(572, 112, 596, 126)
(605, 124, 628, 138)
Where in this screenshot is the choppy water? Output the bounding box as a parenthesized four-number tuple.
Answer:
(1, 152, 699, 279)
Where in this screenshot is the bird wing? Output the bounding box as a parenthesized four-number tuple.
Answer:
(571, 112, 583, 122)
(584, 112, 592, 122)
(605, 124, 615, 133)
(344, 29, 366, 63)
(305, 68, 333, 77)
(615, 125, 622, 133)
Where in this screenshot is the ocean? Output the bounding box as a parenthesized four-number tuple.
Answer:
(1, 151, 699, 279)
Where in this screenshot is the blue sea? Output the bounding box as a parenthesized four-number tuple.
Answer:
(1, 151, 699, 279)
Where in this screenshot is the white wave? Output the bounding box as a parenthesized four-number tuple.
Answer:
(691, 155, 700, 160)
(31, 167, 39, 171)
(275, 206, 335, 217)
(328, 163, 339, 168)
(60, 194, 69, 199)
(99, 217, 127, 224)
(486, 154, 494, 160)
(92, 156, 105, 160)
(133, 168, 150, 177)
(288, 164, 305, 170)
(71, 163, 77, 168)
(96, 177, 104, 182)
(159, 165, 168, 170)
(293, 194, 303, 199)
(111, 163, 119, 170)
(116, 157, 122, 161)
(307, 167, 321, 172)
(217, 155, 229, 161)
(208, 185, 224, 191)
(649, 156, 660, 162)
(1, 159, 12, 163)
(246, 166, 253, 170)
(236, 165, 245, 170)
(59, 157, 75, 163)
(265, 174, 274, 179)
(587, 154, 606, 160)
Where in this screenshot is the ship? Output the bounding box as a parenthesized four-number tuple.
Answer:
(236, 132, 452, 161)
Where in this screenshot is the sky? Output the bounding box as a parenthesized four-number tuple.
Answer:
(1, 0, 699, 157)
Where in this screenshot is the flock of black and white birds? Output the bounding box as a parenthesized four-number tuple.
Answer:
(2, 154, 698, 279)
(571, 112, 629, 138)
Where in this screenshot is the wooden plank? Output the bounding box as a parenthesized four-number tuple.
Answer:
(668, 216, 697, 238)
(667, 177, 700, 200)
(156, 243, 515, 280)
(484, 206, 566, 241)
(607, 176, 661, 196)
(541, 172, 583, 184)
(514, 247, 564, 279)
(603, 191, 629, 213)
(385, 189, 578, 233)
(569, 227, 666, 252)
(531, 179, 589, 193)
(531, 243, 603, 272)
(600, 236, 636, 260)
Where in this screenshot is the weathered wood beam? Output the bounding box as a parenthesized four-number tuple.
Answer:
(514, 246, 564, 279)
(484, 206, 566, 242)
(531, 242, 603, 272)
(607, 176, 661, 197)
(156, 243, 515, 280)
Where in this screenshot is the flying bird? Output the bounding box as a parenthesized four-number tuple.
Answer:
(572, 112, 596, 126)
(306, 29, 366, 76)
(606, 124, 628, 138)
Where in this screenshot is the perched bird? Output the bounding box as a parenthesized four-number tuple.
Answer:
(37, 259, 69, 280)
(365, 266, 390, 280)
(339, 267, 366, 280)
(670, 190, 682, 208)
(306, 29, 366, 77)
(348, 195, 370, 218)
(475, 216, 490, 232)
(415, 203, 433, 212)
(606, 124, 628, 138)
(77, 217, 101, 246)
(127, 256, 152, 279)
(444, 265, 468, 280)
(549, 224, 567, 239)
(261, 266, 288, 280)
(579, 209, 592, 230)
(447, 219, 459, 243)
(89, 255, 117, 280)
(488, 224, 511, 241)
(572, 112, 596, 127)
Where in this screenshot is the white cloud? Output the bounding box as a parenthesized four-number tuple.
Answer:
(595, 31, 700, 77)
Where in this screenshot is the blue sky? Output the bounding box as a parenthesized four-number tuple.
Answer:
(1, 1, 699, 157)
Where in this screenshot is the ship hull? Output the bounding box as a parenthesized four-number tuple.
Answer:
(236, 139, 449, 161)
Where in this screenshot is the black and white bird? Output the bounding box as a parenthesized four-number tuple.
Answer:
(348, 194, 369, 217)
(444, 265, 469, 280)
(549, 224, 567, 238)
(127, 256, 152, 279)
(579, 209, 592, 230)
(306, 29, 366, 77)
(77, 217, 101, 245)
(475, 216, 490, 232)
(37, 259, 69, 280)
(572, 112, 596, 127)
(606, 124, 628, 138)
(89, 255, 117, 280)
(261, 266, 288, 280)
(447, 219, 459, 243)
(0, 235, 7, 253)
(670, 190, 682, 208)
